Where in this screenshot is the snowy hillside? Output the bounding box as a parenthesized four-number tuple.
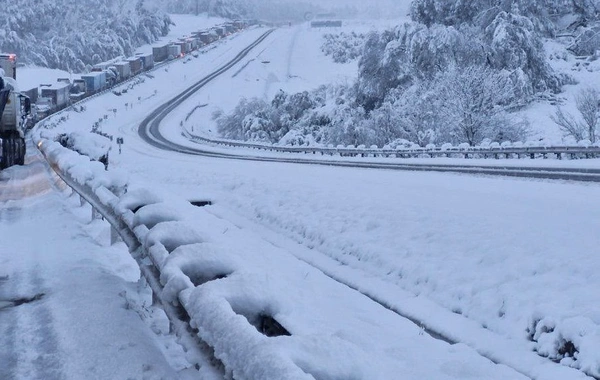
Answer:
(0, 0, 171, 72)
(212, 0, 600, 147)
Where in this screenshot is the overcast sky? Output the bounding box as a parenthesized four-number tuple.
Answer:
(313, 0, 409, 11)
(268, 0, 411, 17)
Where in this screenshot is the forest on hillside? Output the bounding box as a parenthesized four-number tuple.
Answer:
(161, 0, 360, 21)
(0, 0, 171, 72)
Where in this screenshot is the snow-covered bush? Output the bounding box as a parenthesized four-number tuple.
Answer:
(321, 32, 366, 64)
(55, 132, 111, 169)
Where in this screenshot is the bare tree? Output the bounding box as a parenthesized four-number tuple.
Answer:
(551, 88, 599, 143)
(551, 107, 586, 142)
(575, 87, 599, 143)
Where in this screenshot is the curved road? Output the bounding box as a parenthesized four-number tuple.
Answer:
(138, 31, 600, 183)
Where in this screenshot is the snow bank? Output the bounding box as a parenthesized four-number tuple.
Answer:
(131, 201, 189, 229)
(531, 316, 600, 377)
(116, 188, 164, 214)
(37, 138, 128, 196)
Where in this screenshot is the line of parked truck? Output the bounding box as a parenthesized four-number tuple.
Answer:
(23, 20, 248, 121)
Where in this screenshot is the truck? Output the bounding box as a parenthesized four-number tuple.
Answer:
(0, 53, 17, 79)
(112, 62, 131, 81)
(126, 57, 142, 75)
(136, 52, 154, 70)
(152, 44, 169, 62)
(0, 54, 31, 169)
(40, 82, 71, 110)
(175, 41, 191, 55)
(197, 32, 215, 45)
(168, 44, 182, 59)
(81, 71, 106, 93)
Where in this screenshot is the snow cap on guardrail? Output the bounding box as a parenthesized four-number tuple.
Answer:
(37, 138, 128, 196)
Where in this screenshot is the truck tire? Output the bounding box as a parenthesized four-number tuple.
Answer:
(0, 139, 5, 169)
(16, 138, 25, 165)
(7, 138, 15, 168)
(1, 137, 18, 169)
(2, 138, 11, 168)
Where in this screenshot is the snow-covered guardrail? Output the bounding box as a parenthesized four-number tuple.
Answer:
(184, 131, 600, 160)
(40, 137, 408, 379)
(36, 138, 311, 378)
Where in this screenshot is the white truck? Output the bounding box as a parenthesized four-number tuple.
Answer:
(0, 54, 31, 169)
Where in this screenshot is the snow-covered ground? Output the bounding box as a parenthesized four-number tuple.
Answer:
(0, 153, 188, 379)
(30, 20, 600, 378)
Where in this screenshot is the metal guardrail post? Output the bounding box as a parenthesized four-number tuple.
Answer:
(110, 226, 121, 245)
(92, 206, 102, 221)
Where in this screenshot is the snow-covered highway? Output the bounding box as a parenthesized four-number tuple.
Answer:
(8, 20, 600, 379)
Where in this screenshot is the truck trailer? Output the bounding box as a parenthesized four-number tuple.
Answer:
(152, 44, 169, 62)
(81, 71, 106, 93)
(40, 82, 71, 110)
(0, 54, 30, 169)
(0, 54, 17, 79)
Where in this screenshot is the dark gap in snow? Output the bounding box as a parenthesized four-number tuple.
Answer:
(185, 272, 228, 287)
(174, 303, 192, 323)
(236, 311, 291, 337)
(131, 205, 145, 214)
(259, 315, 291, 337)
(558, 341, 577, 358)
(189, 200, 212, 207)
(0, 293, 45, 311)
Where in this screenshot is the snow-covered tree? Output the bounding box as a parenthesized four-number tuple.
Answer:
(432, 65, 528, 145)
(0, 0, 171, 72)
(483, 11, 561, 95)
(321, 32, 367, 64)
(355, 30, 411, 111)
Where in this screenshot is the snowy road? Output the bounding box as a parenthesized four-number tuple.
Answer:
(0, 149, 207, 379)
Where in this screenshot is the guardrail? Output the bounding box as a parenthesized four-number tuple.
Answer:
(35, 138, 326, 379)
(185, 132, 600, 160)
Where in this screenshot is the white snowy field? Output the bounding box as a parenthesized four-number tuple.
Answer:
(33, 22, 600, 377)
